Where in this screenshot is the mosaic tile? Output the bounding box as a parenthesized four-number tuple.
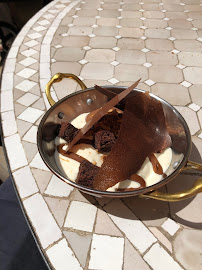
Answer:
(6, 46, 18, 59)
(1, 111, 17, 137)
(13, 89, 25, 101)
(17, 93, 39, 107)
(16, 119, 32, 137)
(85, 49, 115, 63)
(81, 63, 114, 80)
(22, 125, 38, 144)
(89, 234, 124, 270)
(161, 218, 180, 236)
(63, 231, 92, 267)
(22, 141, 38, 163)
(3, 58, 16, 73)
(13, 166, 38, 199)
(14, 103, 26, 117)
(116, 50, 146, 64)
(31, 168, 52, 194)
(188, 103, 200, 112)
(1, 91, 13, 112)
(115, 64, 148, 82)
(64, 201, 97, 232)
(46, 239, 82, 270)
(30, 152, 50, 171)
(45, 175, 74, 198)
(1, 73, 13, 91)
(18, 107, 44, 123)
(149, 227, 172, 253)
(16, 68, 37, 79)
(32, 98, 45, 110)
(21, 48, 37, 57)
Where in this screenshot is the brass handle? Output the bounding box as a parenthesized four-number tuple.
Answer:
(140, 160, 202, 202)
(45, 73, 87, 106)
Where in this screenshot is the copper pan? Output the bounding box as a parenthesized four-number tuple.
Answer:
(37, 73, 202, 201)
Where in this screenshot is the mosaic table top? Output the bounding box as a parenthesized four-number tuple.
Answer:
(1, 0, 202, 269)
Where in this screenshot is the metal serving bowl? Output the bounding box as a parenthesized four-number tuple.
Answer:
(37, 73, 202, 201)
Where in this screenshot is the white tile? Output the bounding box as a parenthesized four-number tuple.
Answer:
(108, 78, 119, 84)
(141, 48, 150, 53)
(164, 17, 170, 21)
(198, 133, 202, 139)
(4, 133, 28, 171)
(97, 8, 103, 11)
(144, 243, 183, 270)
(112, 47, 120, 51)
(16, 68, 37, 79)
(140, 17, 146, 20)
(143, 62, 152, 68)
(118, 8, 123, 11)
(1, 73, 13, 91)
(171, 49, 180, 54)
(24, 40, 39, 48)
(54, 44, 62, 49)
(19, 57, 37, 67)
(46, 26, 57, 36)
(145, 79, 155, 86)
(141, 36, 147, 40)
(139, 9, 145, 12)
(166, 27, 172, 30)
(18, 107, 44, 123)
(55, 4, 66, 8)
(12, 35, 24, 47)
(117, 16, 123, 19)
(42, 91, 58, 109)
(110, 60, 119, 66)
(79, 59, 88, 65)
(43, 35, 53, 44)
(41, 44, 50, 56)
(1, 111, 17, 137)
(45, 175, 74, 197)
(40, 79, 49, 92)
(23, 193, 62, 248)
(37, 19, 50, 26)
(46, 239, 82, 270)
(43, 13, 54, 19)
(197, 38, 202, 42)
(61, 33, 69, 37)
(21, 48, 37, 57)
(22, 126, 38, 144)
(3, 58, 16, 73)
(28, 32, 42, 39)
(188, 103, 200, 112)
(51, 19, 60, 27)
(161, 218, 180, 236)
(105, 200, 156, 253)
(168, 37, 175, 41)
(180, 80, 191, 88)
(176, 64, 185, 70)
(115, 35, 122, 39)
(40, 62, 51, 79)
(7, 46, 18, 59)
(33, 25, 46, 32)
(15, 80, 37, 92)
(92, 24, 98, 28)
(83, 46, 91, 50)
(64, 201, 97, 232)
(140, 26, 147, 29)
(51, 59, 56, 63)
(191, 27, 198, 31)
(187, 18, 193, 21)
(89, 234, 124, 270)
(162, 9, 166, 12)
(1, 90, 13, 112)
(88, 34, 95, 38)
(13, 166, 38, 198)
(49, 9, 60, 14)
(41, 54, 50, 63)
(30, 152, 49, 171)
(116, 25, 122, 28)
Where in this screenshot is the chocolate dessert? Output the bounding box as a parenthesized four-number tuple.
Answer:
(58, 122, 79, 143)
(76, 160, 99, 188)
(94, 130, 116, 152)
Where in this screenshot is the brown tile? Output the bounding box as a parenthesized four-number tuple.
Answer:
(143, 11, 165, 19)
(174, 40, 202, 52)
(124, 239, 151, 270)
(61, 36, 90, 47)
(145, 29, 170, 39)
(151, 83, 191, 106)
(76, 9, 98, 17)
(15, 103, 26, 117)
(102, 3, 120, 9)
(120, 18, 143, 28)
(121, 11, 142, 18)
(147, 51, 178, 65)
(16, 119, 32, 137)
(85, 49, 115, 62)
(115, 64, 148, 81)
(123, 4, 141, 10)
(166, 12, 187, 19)
(171, 29, 198, 40)
(117, 38, 144, 50)
(89, 36, 117, 48)
(29, 84, 41, 97)
(188, 11, 202, 20)
(175, 106, 200, 135)
(178, 52, 202, 67)
(163, 4, 184, 11)
(124, 0, 141, 2)
(54, 48, 85, 62)
(150, 66, 183, 83)
(192, 20, 202, 29)
(183, 67, 202, 84)
(13, 89, 25, 101)
(93, 26, 118, 36)
(146, 39, 174, 51)
(168, 19, 192, 29)
(67, 26, 92, 36)
(22, 141, 38, 163)
(189, 85, 202, 106)
(80, 63, 114, 80)
(142, 4, 162, 11)
(174, 229, 202, 270)
(97, 18, 119, 26)
(99, 10, 120, 18)
(73, 17, 96, 26)
(116, 50, 146, 64)
(55, 80, 78, 100)
(119, 27, 143, 38)
(144, 19, 168, 29)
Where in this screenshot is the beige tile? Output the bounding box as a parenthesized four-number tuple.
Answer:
(189, 85, 202, 106)
(150, 66, 183, 83)
(93, 26, 118, 36)
(76, 9, 98, 17)
(117, 38, 144, 50)
(82, 2, 99, 9)
(147, 51, 178, 65)
(183, 67, 202, 84)
(145, 29, 170, 39)
(121, 11, 142, 18)
(115, 64, 148, 82)
(151, 83, 191, 106)
(99, 10, 120, 18)
(67, 26, 92, 36)
(116, 81, 151, 92)
(102, 3, 120, 9)
(171, 29, 198, 40)
(188, 11, 202, 20)
(163, 4, 184, 11)
(54, 48, 85, 62)
(197, 30, 202, 37)
(183, 0, 200, 3)
(149, 227, 172, 253)
(22, 141, 38, 163)
(54, 80, 78, 100)
(178, 52, 202, 67)
(174, 40, 202, 52)
(116, 50, 146, 64)
(142, 4, 162, 11)
(89, 36, 117, 48)
(123, 4, 141, 10)
(192, 20, 202, 29)
(61, 36, 90, 47)
(143, 11, 165, 19)
(82, 80, 112, 88)
(144, 0, 161, 3)
(174, 229, 202, 270)
(120, 18, 143, 28)
(186, 5, 202, 11)
(146, 39, 174, 51)
(175, 106, 200, 135)
(55, 26, 69, 36)
(198, 109, 202, 128)
(61, 16, 73, 25)
(119, 27, 144, 38)
(80, 63, 114, 80)
(73, 17, 96, 26)
(144, 19, 168, 29)
(162, 0, 181, 3)
(166, 12, 188, 20)
(168, 19, 192, 29)
(124, 0, 141, 2)
(97, 18, 119, 26)
(85, 49, 115, 63)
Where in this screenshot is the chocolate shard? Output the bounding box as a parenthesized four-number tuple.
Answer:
(58, 122, 79, 143)
(94, 85, 117, 99)
(93, 92, 172, 191)
(42, 122, 60, 142)
(94, 130, 116, 152)
(76, 160, 99, 188)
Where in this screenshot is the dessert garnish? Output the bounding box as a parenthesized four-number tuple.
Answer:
(94, 84, 116, 99)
